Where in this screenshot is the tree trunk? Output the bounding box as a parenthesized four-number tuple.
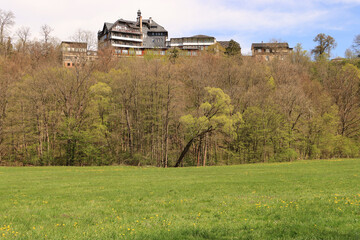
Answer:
(125, 108, 133, 156)
(174, 137, 195, 167)
(203, 134, 207, 167)
(197, 139, 202, 167)
(163, 85, 170, 168)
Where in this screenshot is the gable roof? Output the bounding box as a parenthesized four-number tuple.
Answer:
(143, 19, 167, 32)
(105, 22, 113, 29)
(190, 35, 214, 38)
(99, 18, 168, 35)
(251, 42, 290, 49)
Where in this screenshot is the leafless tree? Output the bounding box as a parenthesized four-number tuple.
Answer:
(345, 48, 356, 59)
(40, 24, 53, 44)
(16, 26, 31, 51)
(70, 29, 97, 51)
(0, 9, 15, 45)
(352, 34, 360, 56)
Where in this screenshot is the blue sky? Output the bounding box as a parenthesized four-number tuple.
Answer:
(2, 0, 360, 57)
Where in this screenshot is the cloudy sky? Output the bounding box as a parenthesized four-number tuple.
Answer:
(2, 0, 360, 56)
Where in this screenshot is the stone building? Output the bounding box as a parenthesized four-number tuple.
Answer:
(61, 41, 97, 67)
(97, 10, 168, 56)
(251, 42, 292, 61)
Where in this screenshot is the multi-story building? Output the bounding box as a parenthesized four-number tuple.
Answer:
(97, 10, 168, 56)
(61, 41, 97, 67)
(61, 41, 88, 67)
(251, 42, 292, 61)
(167, 35, 216, 55)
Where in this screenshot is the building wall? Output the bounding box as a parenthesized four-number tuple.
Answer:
(252, 45, 292, 61)
(61, 42, 97, 67)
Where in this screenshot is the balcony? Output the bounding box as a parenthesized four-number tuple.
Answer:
(183, 42, 214, 46)
(111, 43, 143, 49)
(111, 35, 143, 42)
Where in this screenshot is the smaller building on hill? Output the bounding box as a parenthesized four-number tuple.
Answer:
(251, 42, 292, 61)
(61, 41, 97, 67)
(167, 35, 216, 49)
(167, 35, 216, 55)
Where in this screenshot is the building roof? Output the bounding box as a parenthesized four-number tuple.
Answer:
(190, 35, 214, 38)
(143, 19, 167, 33)
(217, 41, 230, 48)
(99, 18, 167, 35)
(331, 57, 346, 62)
(171, 35, 215, 40)
(251, 42, 290, 49)
(61, 41, 87, 47)
(105, 22, 113, 29)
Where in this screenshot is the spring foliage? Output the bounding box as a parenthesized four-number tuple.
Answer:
(0, 41, 360, 166)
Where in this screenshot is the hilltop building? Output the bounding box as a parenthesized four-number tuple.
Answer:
(251, 42, 292, 60)
(167, 35, 216, 52)
(61, 41, 97, 67)
(61, 10, 245, 66)
(98, 10, 168, 55)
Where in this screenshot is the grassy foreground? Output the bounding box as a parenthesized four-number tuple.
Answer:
(0, 160, 359, 239)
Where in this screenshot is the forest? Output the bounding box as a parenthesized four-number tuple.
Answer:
(1, 9, 360, 167)
(1, 42, 360, 167)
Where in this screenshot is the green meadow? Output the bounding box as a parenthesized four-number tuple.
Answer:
(0, 159, 359, 239)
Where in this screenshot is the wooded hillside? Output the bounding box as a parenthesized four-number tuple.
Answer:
(1, 43, 360, 167)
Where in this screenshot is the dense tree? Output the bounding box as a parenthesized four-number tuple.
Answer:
(174, 87, 242, 167)
(0, 26, 360, 166)
(311, 33, 337, 58)
(225, 40, 241, 56)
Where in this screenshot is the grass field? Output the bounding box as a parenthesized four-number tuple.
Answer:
(0, 159, 359, 239)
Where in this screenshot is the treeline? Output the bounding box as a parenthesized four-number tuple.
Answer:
(1, 41, 360, 166)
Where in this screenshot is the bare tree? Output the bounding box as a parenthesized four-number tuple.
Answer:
(40, 24, 53, 44)
(0, 9, 15, 45)
(352, 34, 360, 56)
(70, 29, 96, 51)
(16, 26, 31, 51)
(269, 38, 283, 43)
(345, 48, 356, 59)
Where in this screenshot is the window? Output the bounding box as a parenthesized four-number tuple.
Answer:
(266, 49, 270, 53)
(67, 63, 71, 67)
(136, 50, 142, 55)
(257, 49, 261, 53)
(122, 50, 128, 54)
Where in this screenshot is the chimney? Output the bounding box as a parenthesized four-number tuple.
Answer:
(137, 10, 143, 46)
(149, 17, 152, 24)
